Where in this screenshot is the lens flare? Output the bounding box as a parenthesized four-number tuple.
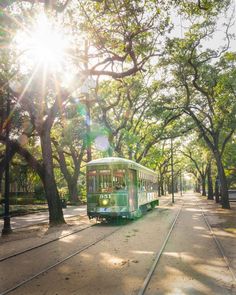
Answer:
(94, 135, 110, 151)
(14, 13, 68, 71)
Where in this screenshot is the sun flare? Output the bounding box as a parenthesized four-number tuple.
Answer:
(14, 13, 68, 71)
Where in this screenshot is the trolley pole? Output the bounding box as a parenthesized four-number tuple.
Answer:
(171, 137, 174, 203)
(2, 89, 12, 235)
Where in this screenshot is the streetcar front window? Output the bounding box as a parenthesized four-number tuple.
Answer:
(113, 169, 126, 191)
(98, 169, 112, 192)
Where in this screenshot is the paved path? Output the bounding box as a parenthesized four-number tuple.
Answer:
(0, 205, 87, 230)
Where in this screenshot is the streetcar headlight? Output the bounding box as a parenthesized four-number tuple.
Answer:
(102, 199, 109, 206)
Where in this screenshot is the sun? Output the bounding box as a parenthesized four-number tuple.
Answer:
(14, 13, 68, 72)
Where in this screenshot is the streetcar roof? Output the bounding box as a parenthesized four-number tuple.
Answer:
(87, 157, 157, 176)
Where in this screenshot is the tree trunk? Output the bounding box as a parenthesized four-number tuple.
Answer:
(158, 176, 161, 197)
(195, 180, 201, 193)
(214, 176, 220, 203)
(201, 175, 206, 196)
(41, 130, 65, 225)
(158, 174, 165, 196)
(0, 169, 3, 199)
(54, 145, 80, 204)
(214, 151, 230, 209)
(161, 180, 165, 196)
(167, 178, 171, 194)
(207, 162, 214, 200)
(68, 180, 79, 203)
(164, 182, 167, 195)
(175, 180, 178, 193)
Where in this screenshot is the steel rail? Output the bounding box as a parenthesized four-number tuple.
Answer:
(138, 195, 236, 295)
(200, 207, 236, 283)
(1, 226, 122, 295)
(0, 223, 93, 263)
(138, 204, 183, 295)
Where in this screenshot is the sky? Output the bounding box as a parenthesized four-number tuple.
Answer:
(173, 2, 236, 52)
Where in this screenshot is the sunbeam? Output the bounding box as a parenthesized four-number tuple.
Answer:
(14, 12, 69, 73)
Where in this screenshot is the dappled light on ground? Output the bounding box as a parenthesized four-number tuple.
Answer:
(1, 194, 235, 295)
(132, 250, 155, 255)
(100, 252, 124, 267)
(193, 226, 205, 230)
(59, 234, 77, 243)
(185, 208, 203, 212)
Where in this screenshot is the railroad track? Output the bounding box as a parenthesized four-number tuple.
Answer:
(2, 196, 233, 295)
(0, 205, 164, 295)
(0, 222, 93, 263)
(138, 196, 236, 295)
(138, 202, 183, 295)
(0, 213, 130, 263)
(0, 211, 92, 262)
(0, 221, 123, 295)
(200, 204, 236, 283)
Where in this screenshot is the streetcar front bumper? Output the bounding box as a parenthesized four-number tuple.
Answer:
(87, 206, 129, 219)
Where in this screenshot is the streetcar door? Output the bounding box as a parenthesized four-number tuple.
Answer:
(128, 169, 137, 211)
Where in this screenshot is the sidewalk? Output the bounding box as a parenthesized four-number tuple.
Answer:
(0, 205, 87, 231)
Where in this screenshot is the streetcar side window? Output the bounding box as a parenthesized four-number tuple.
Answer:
(153, 182, 158, 191)
(142, 180, 146, 191)
(139, 174, 157, 191)
(113, 169, 126, 191)
(88, 170, 97, 193)
(148, 181, 152, 191)
(140, 179, 145, 191)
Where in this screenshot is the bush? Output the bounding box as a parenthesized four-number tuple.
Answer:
(8, 196, 47, 205)
(58, 187, 69, 200)
(34, 184, 45, 198)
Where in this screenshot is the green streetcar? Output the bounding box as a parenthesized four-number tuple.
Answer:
(86, 157, 159, 220)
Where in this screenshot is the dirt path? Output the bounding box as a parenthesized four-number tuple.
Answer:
(145, 194, 235, 295)
(1, 193, 235, 295)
